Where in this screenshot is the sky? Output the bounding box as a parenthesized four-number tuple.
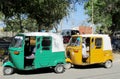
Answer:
(0, 21, 5, 27)
(59, 3, 90, 30)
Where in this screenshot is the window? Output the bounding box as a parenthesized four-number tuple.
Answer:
(30, 36, 36, 45)
(95, 38, 102, 48)
(67, 31, 70, 36)
(71, 30, 79, 35)
(68, 37, 81, 46)
(42, 37, 51, 50)
(91, 38, 94, 42)
(10, 36, 23, 47)
(37, 44, 40, 49)
(37, 37, 40, 42)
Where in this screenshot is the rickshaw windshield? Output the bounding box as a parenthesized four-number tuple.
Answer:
(10, 36, 23, 47)
(68, 37, 81, 46)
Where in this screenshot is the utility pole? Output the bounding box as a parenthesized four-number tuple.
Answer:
(60, 20, 63, 33)
(91, 0, 94, 34)
(92, 0, 94, 24)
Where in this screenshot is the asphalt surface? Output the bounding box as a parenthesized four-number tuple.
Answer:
(0, 53, 120, 68)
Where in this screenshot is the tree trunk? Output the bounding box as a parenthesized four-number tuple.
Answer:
(54, 26, 58, 33)
(18, 14, 23, 32)
(110, 13, 118, 35)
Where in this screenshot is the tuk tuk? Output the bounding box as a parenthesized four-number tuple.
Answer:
(3, 32, 66, 75)
(65, 34, 113, 68)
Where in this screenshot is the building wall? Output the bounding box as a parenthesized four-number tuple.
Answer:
(0, 32, 16, 37)
(79, 26, 92, 34)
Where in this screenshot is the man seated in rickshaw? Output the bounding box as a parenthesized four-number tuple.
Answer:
(26, 47, 36, 59)
(82, 39, 89, 62)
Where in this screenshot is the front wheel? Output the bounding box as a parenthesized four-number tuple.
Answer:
(3, 67, 14, 75)
(104, 60, 112, 68)
(54, 64, 65, 73)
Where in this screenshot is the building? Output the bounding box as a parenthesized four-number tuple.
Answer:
(72, 26, 92, 34)
(78, 26, 92, 34)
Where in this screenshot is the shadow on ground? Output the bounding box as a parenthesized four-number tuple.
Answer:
(73, 64, 105, 69)
(15, 68, 54, 75)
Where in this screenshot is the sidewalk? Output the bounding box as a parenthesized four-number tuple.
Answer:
(113, 53, 120, 63)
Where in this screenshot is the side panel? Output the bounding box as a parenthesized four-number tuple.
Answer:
(66, 46, 82, 65)
(35, 36, 52, 68)
(72, 47, 82, 65)
(90, 37, 104, 64)
(9, 47, 24, 69)
(103, 50, 113, 62)
(8, 35, 25, 70)
(49, 51, 66, 66)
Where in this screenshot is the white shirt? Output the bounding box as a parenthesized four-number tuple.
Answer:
(32, 47, 36, 54)
(82, 43, 88, 58)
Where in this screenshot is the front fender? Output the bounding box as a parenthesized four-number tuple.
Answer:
(2, 61, 15, 68)
(66, 58, 72, 63)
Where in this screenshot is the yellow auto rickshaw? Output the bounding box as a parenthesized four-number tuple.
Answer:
(65, 34, 113, 68)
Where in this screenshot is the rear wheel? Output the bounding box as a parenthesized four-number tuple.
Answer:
(54, 64, 65, 73)
(104, 60, 112, 68)
(3, 67, 14, 75)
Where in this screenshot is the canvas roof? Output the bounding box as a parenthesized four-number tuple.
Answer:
(73, 34, 112, 50)
(19, 32, 65, 52)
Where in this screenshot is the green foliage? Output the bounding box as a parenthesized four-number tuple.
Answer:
(0, 0, 86, 32)
(27, 0, 69, 31)
(0, 12, 3, 20)
(85, 0, 120, 34)
(0, 0, 31, 32)
(3, 15, 38, 32)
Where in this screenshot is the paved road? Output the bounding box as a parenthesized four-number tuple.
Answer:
(0, 62, 120, 79)
(0, 53, 120, 79)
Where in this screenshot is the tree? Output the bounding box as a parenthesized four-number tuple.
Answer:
(0, 0, 86, 32)
(0, 0, 31, 32)
(3, 15, 38, 32)
(84, 0, 120, 34)
(26, 0, 69, 32)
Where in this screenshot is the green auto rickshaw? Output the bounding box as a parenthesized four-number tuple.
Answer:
(3, 32, 66, 75)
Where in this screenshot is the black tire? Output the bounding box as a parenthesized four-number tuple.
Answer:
(54, 64, 65, 73)
(104, 60, 112, 68)
(3, 67, 14, 75)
